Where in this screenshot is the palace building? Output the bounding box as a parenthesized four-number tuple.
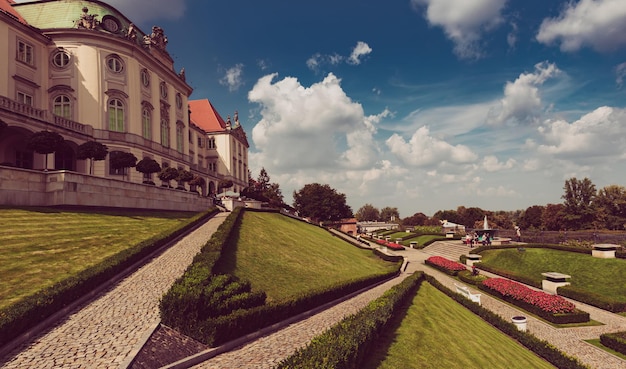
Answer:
(0, 0, 249, 208)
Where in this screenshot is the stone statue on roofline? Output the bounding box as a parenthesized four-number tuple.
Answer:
(126, 23, 137, 41)
(76, 7, 98, 30)
(144, 26, 168, 50)
(234, 111, 240, 127)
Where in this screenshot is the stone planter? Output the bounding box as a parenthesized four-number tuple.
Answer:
(512, 316, 527, 331)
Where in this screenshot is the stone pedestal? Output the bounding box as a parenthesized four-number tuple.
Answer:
(541, 272, 571, 294)
(409, 241, 418, 249)
(592, 244, 619, 259)
(466, 254, 482, 266)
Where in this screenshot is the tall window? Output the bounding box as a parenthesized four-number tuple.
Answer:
(160, 119, 169, 148)
(142, 108, 151, 139)
(176, 123, 184, 152)
(208, 137, 216, 149)
(17, 40, 33, 65)
(53, 95, 71, 119)
(108, 99, 124, 132)
(17, 92, 33, 106)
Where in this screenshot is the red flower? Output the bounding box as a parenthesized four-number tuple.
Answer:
(482, 278, 575, 314)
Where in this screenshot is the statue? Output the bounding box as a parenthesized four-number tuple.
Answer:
(234, 111, 240, 126)
(226, 115, 232, 129)
(77, 7, 98, 30)
(145, 26, 168, 50)
(178, 67, 186, 81)
(126, 23, 137, 41)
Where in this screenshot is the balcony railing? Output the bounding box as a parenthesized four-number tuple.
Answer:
(0, 95, 89, 135)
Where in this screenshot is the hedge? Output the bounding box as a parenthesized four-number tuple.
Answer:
(558, 285, 626, 313)
(275, 272, 425, 369)
(0, 208, 218, 348)
(600, 331, 626, 355)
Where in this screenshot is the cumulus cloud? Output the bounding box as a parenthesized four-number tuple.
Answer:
(248, 73, 384, 171)
(482, 155, 516, 172)
(488, 61, 561, 125)
(307, 41, 372, 71)
(386, 126, 478, 167)
(411, 0, 507, 59)
(536, 106, 626, 159)
(348, 41, 373, 65)
(219, 64, 244, 92)
(536, 0, 626, 52)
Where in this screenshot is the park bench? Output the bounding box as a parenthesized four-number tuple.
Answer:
(454, 283, 481, 305)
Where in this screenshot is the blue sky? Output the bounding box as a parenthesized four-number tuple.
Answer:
(17, 0, 626, 217)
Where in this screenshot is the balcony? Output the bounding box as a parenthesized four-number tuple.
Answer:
(0, 95, 90, 135)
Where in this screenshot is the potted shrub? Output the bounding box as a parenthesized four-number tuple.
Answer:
(109, 151, 137, 181)
(158, 167, 178, 188)
(27, 130, 64, 171)
(135, 158, 161, 185)
(77, 141, 108, 175)
(176, 168, 194, 190)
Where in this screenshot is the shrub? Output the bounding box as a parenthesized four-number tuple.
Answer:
(558, 285, 626, 313)
(600, 331, 626, 355)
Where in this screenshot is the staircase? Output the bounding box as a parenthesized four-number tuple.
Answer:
(422, 240, 474, 262)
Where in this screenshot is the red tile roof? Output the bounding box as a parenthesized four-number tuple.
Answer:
(1, 0, 28, 24)
(189, 99, 228, 133)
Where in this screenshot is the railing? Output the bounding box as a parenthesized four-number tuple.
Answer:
(0, 95, 88, 135)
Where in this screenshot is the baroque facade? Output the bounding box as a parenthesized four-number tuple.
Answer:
(0, 0, 249, 198)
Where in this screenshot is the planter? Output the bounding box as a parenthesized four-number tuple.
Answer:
(512, 315, 527, 331)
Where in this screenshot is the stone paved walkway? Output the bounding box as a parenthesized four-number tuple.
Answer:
(0, 212, 228, 369)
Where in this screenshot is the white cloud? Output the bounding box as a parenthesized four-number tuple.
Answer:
(507, 21, 518, 49)
(482, 155, 516, 172)
(536, 106, 626, 159)
(347, 41, 372, 65)
(248, 73, 383, 171)
(616, 62, 626, 88)
(219, 64, 244, 92)
(411, 0, 507, 59)
(536, 0, 626, 52)
(386, 126, 478, 167)
(488, 61, 561, 125)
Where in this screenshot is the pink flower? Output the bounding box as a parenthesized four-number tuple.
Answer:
(482, 278, 575, 314)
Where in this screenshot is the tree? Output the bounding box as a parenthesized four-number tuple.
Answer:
(175, 168, 194, 190)
(293, 183, 352, 223)
(456, 206, 485, 227)
(219, 179, 234, 192)
(355, 204, 380, 221)
(517, 205, 544, 230)
(594, 185, 626, 230)
(158, 167, 179, 187)
(135, 158, 161, 184)
(380, 207, 400, 222)
(542, 203, 565, 231)
(432, 209, 461, 225)
(109, 151, 137, 180)
(27, 130, 64, 171)
(242, 167, 284, 208)
(562, 177, 596, 229)
(77, 141, 109, 175)
(189, 175, 206, 195)
(402, 212, 429, 226)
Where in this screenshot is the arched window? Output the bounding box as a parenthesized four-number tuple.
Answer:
(142, 108, 151, 139)
(176, 122, 184, 152)
(160, 119, 169, 148)
(53, 95, 71, 119)
(108, 99, 125, 132)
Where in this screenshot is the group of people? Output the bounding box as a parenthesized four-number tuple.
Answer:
(464, 232, 492, 247)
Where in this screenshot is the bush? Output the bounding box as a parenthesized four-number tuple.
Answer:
(558, 285, 626, 313)
(600, 331, 626, 355)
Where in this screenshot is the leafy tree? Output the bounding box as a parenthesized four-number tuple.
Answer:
(432, 209, 461, 225)
(293, 183, 352, 223)
(355, 204, 380, 221)
(219, 179, 234, 192)
(402, 212, 429, 226)
(562, 177, 596, 229)
(518, 205, 544, 230)
(176, 168, 194, 190)
(542, 203, 565, 231)
(135, 158, 161, 184)
(456, 206, 485, 227)
(27, 130, 64, 171)
(380, 207, 400, 222)
(594, 185, 626, 230)
(158, 167, 179, 187)
(109, 151, 137, 180)
(77, 141, 109, 175)
(189, 175, 206, 194)
(242, 167, 284, 208)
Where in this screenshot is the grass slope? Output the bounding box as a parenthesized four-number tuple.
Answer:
(363, 282, 556, 369)
(479, 248, 626, 303)
(0, 207, 196, 309)
(213, 211, 398, 302)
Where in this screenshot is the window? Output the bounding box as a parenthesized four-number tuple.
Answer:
(52, 49, 70, 68)
(159, 82, 168, 99)
(175, 93, 183, 109)
(108, 99, 124, 132)
(176, 123, 184, 152)
(160, 119, 169, 147)
(53, 95, 71, 119)
(17, 40, 34, 65)
(15, 150, 33, 169)
(106, 54, 124, 73)
(101, 15, 121, 33)
(17, 92, 33, 106)
(198, 137, 203, 148)
(141, 69, 150, 87)
(142, 108, 151, 139)
(208, 137, 216, 149)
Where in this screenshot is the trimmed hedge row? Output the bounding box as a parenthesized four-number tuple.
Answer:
(426, 275, 590, 369)
(558, 285, 626, 313)
(474, 263, 542, 289)
(471, 243, 592, 255)
(600, 331, 626, 355)
(0, 208, 217, 348)
(275, 272, 425, 369)
(477, 283, 590, 324)
(160, 208, 402, 347)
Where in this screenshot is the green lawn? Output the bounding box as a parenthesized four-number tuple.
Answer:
(213, 211, 398, 302)
(479, 248, 626, 303)
(363, 282, 556, 369)
(0, 207, 197, 309)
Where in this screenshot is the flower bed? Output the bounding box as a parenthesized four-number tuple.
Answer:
(480, 278, 589, 324)
(425, 256, 467, 276)
(374, 239, 405, 251)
